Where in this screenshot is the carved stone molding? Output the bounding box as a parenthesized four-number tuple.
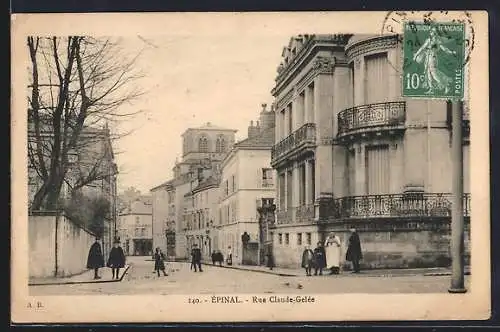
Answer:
(345, 35, 398, 63)
(312, 56, 335, 74)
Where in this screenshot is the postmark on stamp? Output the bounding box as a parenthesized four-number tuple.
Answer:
(402, 21, 465, 99)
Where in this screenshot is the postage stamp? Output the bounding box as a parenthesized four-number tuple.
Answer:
(402, 21, 465, 99)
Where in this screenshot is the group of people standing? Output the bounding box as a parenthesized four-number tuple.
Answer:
(301, 229, 362, 276)
(86, 237, 126, 280)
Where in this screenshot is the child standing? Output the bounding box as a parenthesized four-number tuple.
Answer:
(301, 245, 315, 276)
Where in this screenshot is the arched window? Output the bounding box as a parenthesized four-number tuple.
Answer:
(216, 135, 226, 153)
(198, 135, 209, 152)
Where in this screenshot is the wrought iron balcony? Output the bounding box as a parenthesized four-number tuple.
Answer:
(337, 101, 406, 137)
(271, 123, 316, 164)
(295, 204, 315, 223)
(332, 193, 470, 220)
(276, 209, 294, 225)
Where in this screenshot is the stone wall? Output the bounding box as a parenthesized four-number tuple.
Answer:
(29, 212, 96, 278)
(270, 220, 471, 270)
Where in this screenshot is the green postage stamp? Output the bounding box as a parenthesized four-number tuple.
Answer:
(402, 21, 465, 99)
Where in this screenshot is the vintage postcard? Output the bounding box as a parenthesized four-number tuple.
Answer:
(11, 11, 490, 323)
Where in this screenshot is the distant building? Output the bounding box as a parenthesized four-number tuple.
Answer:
(150, 122, 237, 260)
(270, 34, 470, 269)
(184, 176, 220, 260)
(150, 180, 175, 256)
(28, 120, 118, 258)
(118, 199, 153, 256)
(217, 104, 276, 265)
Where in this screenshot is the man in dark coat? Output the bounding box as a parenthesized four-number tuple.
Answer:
(87, 237, 105, 279)
(107, 239, 126, 280)
(191, 244, 203, 272)
(346, 228, 363, 273)
(154, 247, 168, 277)
(313, 241, 326, 276)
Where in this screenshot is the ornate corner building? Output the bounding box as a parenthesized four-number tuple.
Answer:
(270, 34, 470, 269)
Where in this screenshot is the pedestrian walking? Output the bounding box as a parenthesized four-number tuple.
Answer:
(107, 239, 126, 280)
(313, 241, 326, 276)
(266, 246, 275, 270)
(191, 244, 203, 272)
(153, 247, 168, 277)
(346, 228, 363, 273)
(324, 232, 342, 275)
(301, 245, 315, 276)
(226, 246, 233, 266)
(86, 237, 105, 280)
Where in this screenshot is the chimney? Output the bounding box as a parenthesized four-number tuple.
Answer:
(248, 120, 259, 139)
(259, 103, 275, 130)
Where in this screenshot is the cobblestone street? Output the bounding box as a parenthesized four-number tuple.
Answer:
(29, 256, 471, 296)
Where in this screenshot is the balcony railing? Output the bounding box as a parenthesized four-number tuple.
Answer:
(271, 123, 316, 162)
(337, 101, 406, 137)
(261, 179, 274, 188)
(275, 204, 315, 225)
(276, 209, 294, 225)
(332, 193, 470, 219)
(296, 204, 315, 222)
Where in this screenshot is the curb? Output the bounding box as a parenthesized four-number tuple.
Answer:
(424, 271, 471, 277)
(212, 264, 298, 277)
(201, 263, 467, 278)
(29, 265, 131, 286)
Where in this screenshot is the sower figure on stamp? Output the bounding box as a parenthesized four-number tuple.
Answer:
(313, 241, 326, 276)
(191, 244, 203, 272)
(346, 228, 363, 273)
(87, 237, 105, 280)
(412, 26, 457, 95)
(107, 239, 126, 280)
(324, 232, 342, 275)
(153, 247, 168, 277)
(301, 245, 316, 276)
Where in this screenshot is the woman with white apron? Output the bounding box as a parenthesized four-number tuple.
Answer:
(324, 232, 342, 274)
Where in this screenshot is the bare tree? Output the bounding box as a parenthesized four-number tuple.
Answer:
(27, 36, 145, 210)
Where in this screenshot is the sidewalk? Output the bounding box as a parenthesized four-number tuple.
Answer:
(205, 262, 471, 278)
(29, 265, 130, 286)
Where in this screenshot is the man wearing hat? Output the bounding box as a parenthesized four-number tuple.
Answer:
(191, 243, 203, 272)
(107, 238, 126, 280)
(346, 228, 363, 273)
(86, 237, 105, 279)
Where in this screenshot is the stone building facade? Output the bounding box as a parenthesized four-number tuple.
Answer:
(217, 105, 276, 265)
(150, 122, 236, 260)
(151, 180, 175, 256)
(270, 34, 470, 269)
(184, 176, 220, 260)
(28, 122, 118, 259)
(117, 199, 153, 256)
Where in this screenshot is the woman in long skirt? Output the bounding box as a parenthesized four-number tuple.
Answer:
(324, 232, 342, 274)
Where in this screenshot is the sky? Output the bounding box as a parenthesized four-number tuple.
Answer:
(112, 35, 290, 194)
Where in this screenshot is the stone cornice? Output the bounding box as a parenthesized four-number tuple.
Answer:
(345, 35, 399, 63)
(275, 56, 340, 110)
(272, 35, 350, 98)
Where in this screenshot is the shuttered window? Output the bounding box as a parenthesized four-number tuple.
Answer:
(463, 144, 470, 193)
(365, 145, 390, 195)
(347, 149, 356, 196)
(286, 170, 293, 209)
(364, 53, 389, 104)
